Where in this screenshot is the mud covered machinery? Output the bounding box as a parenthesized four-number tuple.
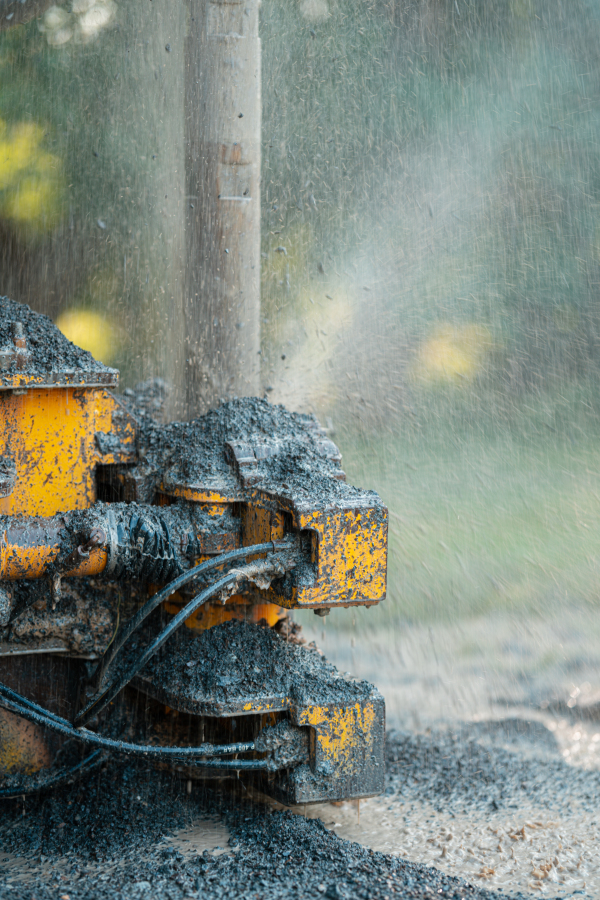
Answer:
(0, 300, 388, 805)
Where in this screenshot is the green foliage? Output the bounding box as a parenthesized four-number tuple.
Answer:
(338, 390, 600, 625)
(260, 0, 600, 412)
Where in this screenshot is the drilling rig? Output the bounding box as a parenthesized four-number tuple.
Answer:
(0, 299, 388, 804)
(0, 0, 388, 804)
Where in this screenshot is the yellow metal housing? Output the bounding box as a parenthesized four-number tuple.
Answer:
(0, 387, 135, 517)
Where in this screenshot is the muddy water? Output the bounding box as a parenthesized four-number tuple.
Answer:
(303, 607, 600, 733)
(287, 702, 600, 896)
(303, 799, 600, 896)
(167, 819, 232, 858)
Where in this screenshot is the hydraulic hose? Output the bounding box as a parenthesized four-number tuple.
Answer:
(0, 543, 301, 783)
(77, 555, 293, 727)
(0, 750, 105, 800)
(0, 683, 270, 768)
(0, 505, 280, 582)
(96, 540, 285, 689)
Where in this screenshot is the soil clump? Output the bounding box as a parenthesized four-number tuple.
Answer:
(140, 619, 377, 712)
(0, 299, 113, 378)
(0, 748, 530, 900)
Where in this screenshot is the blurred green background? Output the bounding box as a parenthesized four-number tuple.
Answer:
(3, 0, 600, 627)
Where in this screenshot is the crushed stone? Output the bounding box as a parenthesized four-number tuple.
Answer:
(124, 393, 382, 511)
(0, 299, 114, 379)
(385, 725, 600, 816)
(5, 725, 598, 898)
(0, 748, 533, 900)
(138, 619, 377, 713)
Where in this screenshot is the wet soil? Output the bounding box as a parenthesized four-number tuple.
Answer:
(385, 725, 600, 815)
(4, 615, 600, 898)
(298, 610, 600, 896)
(303, 794, 600, 896)
(128, 392, 377, 511)
(0, 299, 113, 379)
(300, 715, 600, 896)
(0, 754, 530, 900)
(5, 713, 600, 898)
(3, 612, 600, 898)
(139, 619, 377, 713)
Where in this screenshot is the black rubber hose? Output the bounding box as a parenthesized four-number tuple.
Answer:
(78, 560, 280, 727)
(96, 540, 280, 688)
(0, 686, 262, 764)
(0, 555, 299, 779)
(0, 680, 72, 729)
(0, 750, 105, 800)
(0, 682, 253, 756)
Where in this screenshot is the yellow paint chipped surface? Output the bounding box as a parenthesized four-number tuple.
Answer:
(272, 506, 387, 608)
(298, 701, 378, 768)
(0, 708, 51, 775)
(0, 388, 134, 517)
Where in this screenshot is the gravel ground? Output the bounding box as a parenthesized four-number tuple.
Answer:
(0, 740, 538, 900)
(385, 723, 600, 815)
(4, 721, 596, 900)
(4, 612, 600, 900)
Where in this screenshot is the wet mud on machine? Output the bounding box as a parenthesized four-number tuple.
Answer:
(0, 301, 388, 805)
(0, 0, 388, 806)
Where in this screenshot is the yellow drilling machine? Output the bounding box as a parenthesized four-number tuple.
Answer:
(0, 0, 388, 805)
(0, 299, 388, 805)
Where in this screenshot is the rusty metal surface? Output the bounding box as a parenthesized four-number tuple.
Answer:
(0, 301, 388, 802)
(0, 503, 242, 582)
(0, 707, 52, 775)
(0, 654, 81, 779)
(6, 580, 119, 657)
(0, 302, 387, 611)
(113, 396, 389, 611)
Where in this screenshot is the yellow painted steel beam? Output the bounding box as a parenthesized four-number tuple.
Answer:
(0, 387, 135, 517)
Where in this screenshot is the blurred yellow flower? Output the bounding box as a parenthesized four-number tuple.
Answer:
(0, 117, 63, 234)
(4, 176, 59, 225)
(413, 324, 492, 384)
(55, 309, 118, 365)
(0, 123, 45, 187)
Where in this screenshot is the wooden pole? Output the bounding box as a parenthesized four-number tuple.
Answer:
(184, 0, 261, 416)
